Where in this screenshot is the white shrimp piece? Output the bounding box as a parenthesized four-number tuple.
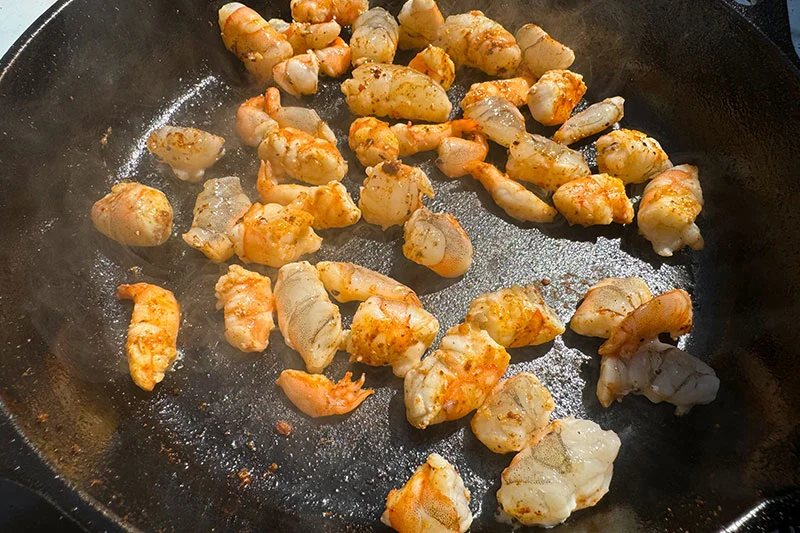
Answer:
(268, 19, 341, 53)
(397, 0, 444, 49)
(290, 0, 368, 26)
(596, 129, 672, 184)
(91, 183, 173, 247)
(571, 277, 652, 339)
(359, 160, 434, 230)
(391, 119, 479, 157)
(236, 94, 279, 147)
(497, 417, 621, 527)
(638, 165, 705, 257)
(515, 24, 575, 79)
(276, 369, 373, 417)
(408, 45, 455, 89)
(146, 126, 225, 182)
(460, 78, 530, 110)
(436, 133, 489, 178)
(553, 173, 634, 227)
(465, 161, 557, 223)
(214, 265, 275, 353)
(599, 289, 693, 359)
(463, 96, 525, 148)
(527, 69, 587, 126)
(262, 87, 336, 144)
(553, 97, 625, 145)
(435, 11, 521, 77)
(182, 176, 252, 262)
(258, 127, 347, 185)
(471, 373, 555, 454)
(345, 296, 439, 377)
(315, 261, 421, 306)
(404, 323, 510, 428)
(506, 131, 591, 191)
(341, 63, 452, 122)
(402, 207, 473, 278)
(314, 37, 352, 78)
(272, 52, 320, 97)
(350, 8, 399, 66)
(274, 261, 343, 373)
(348, 117, 400, 167)
(381, 454, 472, 533)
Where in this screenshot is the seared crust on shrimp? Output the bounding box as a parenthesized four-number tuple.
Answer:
(215, 265, 275, 353)
(359, 160, 434, 230)
(516, 24, 575, 79)
(91, 183, 173, 247)
(276, 369, 373, 417)
(391, 119, 478, 157)
(507, 131, 591, 191)
(315, 261, 421, 306)
(527, 69, 587, 126)
(272, 52, 320, 97)
(146, 126, 225, 182)
(553, 97, 625, 145)
(290, 0, 368, 25)
(596, 129, 672, 184)
(397, 0, 444, 50)
(268, 18, 341, 54)
(436, 11, 521, 76)
(408, 45, 454, 89)
(350, 8, 399, 66)
(571, 277, 652, 339)
(553, 173, 634, 227)
(258, 127, 347, 185)
(463, 96, 526, 148)
(436, 133, 489, 178)
(460, 78, 530, 110)
(348, 117, 400, 167)
(403, 207, 473, 278)
(465, 161, 557, 223)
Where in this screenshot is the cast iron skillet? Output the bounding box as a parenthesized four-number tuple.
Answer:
(1, 0, 799, 531)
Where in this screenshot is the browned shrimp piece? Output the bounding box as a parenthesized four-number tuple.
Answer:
(314, 37, 352, 78)
(290, 0, 368, 25)
(527, 70, 587, 126)
(397, 0, 444, 49)
(516, 24, 575, 79)
(391, 119, 479, 157)
(436, 11, 521, 76)
(460, 78, 531, 110)
(402, 207, 473, 278)
(408, 45, 455, 89)
(348, 117, 400, 167)
(215, 265, 275, 353)
(552, 174, 634, 227)
(91, 183, 173, 247)
(276, 369, 373, 417)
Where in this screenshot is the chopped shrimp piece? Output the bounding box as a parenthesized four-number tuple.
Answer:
(463, 96, 525, 148)
(506, 131, 591, 191)
(402, 207, 473, 278)
(214, 265, 275, 353)
(268, 18, 341, 54)
(91, 183, 173, 247)
(272, 52, 320, 97)
(314, 37, 352, 77)
(359, 160, 434, 230)
(460, 78, 530, 110)
(464, 161, 557, 223)
(596, 129, 672, 184)
(436, 133, 489, 178)
(397, 0, 444, 50)
(638, 164, 704, 257)
(391, 119, 478, 157)
(262, 87, 336, 143)
(435, 11, 521, 76)
(571, 277, 652, 339)
(117, 283, 180, 391)
(527, 69, 587, 126)
(553, 97, 625, 145)
(348, 117, 400, 167)
(258, 127, 347, 185)
(315, 261, 421, 306)
(290, 0, 368, 26)
(515, 24, 575, 79)
(146, 126, 225, 182)
(236, 94, 279, 146)
(276, 369, 372, 417)
(408, 45, 454, 89)
(553, 173, 634, 227)
(350, 8, 399, 66)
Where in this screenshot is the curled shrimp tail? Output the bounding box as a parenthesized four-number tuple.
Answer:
(331, 372, 374, 409)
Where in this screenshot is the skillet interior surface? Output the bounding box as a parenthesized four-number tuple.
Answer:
(1, 0, 799, 531)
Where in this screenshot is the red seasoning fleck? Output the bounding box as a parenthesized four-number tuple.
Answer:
(36, 413, 49, 423)
(275, 420, 293, 436)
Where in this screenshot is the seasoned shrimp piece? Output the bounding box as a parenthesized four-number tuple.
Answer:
(236, 94, 279, 146)
(497, 418, 621, 527)
(463, 96, 525, 148)
(117, 283, 180, 392)
(345, 296, 439, 377)
(599, 289, 693, 358)
(341, 63, 452, 122)
(553, 173, 634, 227)
(316, 261, 421, 306)
(348, 117, 400, 167)
(397, 0, 444, 50)
(516, 24, 575, 79)
(182, 176, 252, 262)
(465, 284, 564, 348)
(436, 133, 489, 178)
(218, 3, 293, 83)
(314, 37, 352, 77)
(268, 19, 341, 53)
(391, 119, 478, 157)
(290, 0, 368, 26)
(465, 161, 557, 223)
(506, 131, 591, 191)
(571, 277, 652, 339)
(258, 127, 347, 185)
(435, 11, 521, 77)
(553, 97, 625, 145)
(350, 8, 399, 66)
(359, 160, 434, 230)
(403, 207, 473, 278)
(146, 126, 225, 182)
(214, 265, 274, 353)
(91, 183, 173, 247)
(262, 87, 337, 143)
(408, 45, 454, 89)
(381, 454, 472, 533)
(272, 52, 320, 97)
(276, 369, 372, 417)
(274, 261, 342, 373)
(460, 78, 530, 110)
(596, 129, 672, 184)
(638, 165, 704, 257)
(471, 373, 554, 454)
(527, 70, 587, 126)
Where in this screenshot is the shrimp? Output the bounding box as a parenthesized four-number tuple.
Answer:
(214, 265, 275, 353)
(527, 69, 587, 126)
(274, 261, 343, 373)
(258, 127, 347, 185)
(464, 161, 557, 223)
(218, 3, 293, 83)
(345, 296, 439, 377)
(276, 369, 373, 417)
(391, 119, 478, 157)
(463, 96, 525, 148)
(637, 164, 704, 257)
(350, 8, 399, 66)
(117, 283, 180, 392)
(348, 117, 400, 167)
(91, 183, 173, 247)
(341, 63, 452, 122)
(515, 24, 575, 79)
(598, 289, 693, 358)
(272, 52, 320, 97)
(436, 133, 489, 178)
(497, 417, 621, 527)
(470, 372, 554, 454)
(553, 97, 625, 145)
(596, 129, 672, 184)
(459, 78, 530, 110)
(290, 0, 368, 26)
(359, 160, 434, 230)
(268, 18, 341, 54)
(465, 284, 564, 348)
(182, 176, 252, 262)
(314, 37, 352, 78)
(570, 277, 652, 339)
(263, 87, 337, 143)
(229, 202, 322, 267)
(404, 322, 510, 428)
(506, 131, 591, 191)
(552, 173, 634, 227)
(397, 0, 444, 50)
(315, 261, 421, 306)
(381, 454, 473, 533)
(236, 94, 279, 146)
(408, 45, 454, 90)
(146, 126, 225, 182)
(435, 11, 521, 77)
(402, 207, 473, 278)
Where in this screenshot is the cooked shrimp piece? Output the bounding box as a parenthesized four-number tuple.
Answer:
(638, 164, 704, 257)
(348, 117, 400, 167)
(408, 45, 454, 89)
(91, 183, 173, 247)
(397, 0, 444, 50)
(214, 265, 274, 353)
(515, 24, 575, 79)
(315, 261, 421, 306)
(268, 18, 341, 53)
(460, 78, 530, 110)
(599, 289, 693, 358)
(276, 369, 372, 417)
(182, 176, 252, 262)
(553, 97, 625, 145)
(436, 133, 489, 178)
(381, 454, 472, 533)
(350, 8, 399, 66)
(290, 0, 368, 25)
(345, 296, 439, 377)
(272, 52, 320, 97)
(402, 207, 473, 278)
(527, 69, 587, 126)
(435, 11, 521, 77)
(236, 94, 279, 146)
(117, 283, 180, 392)
(506, 131, 591, 191)
(571, 277, 652, 339)
(341, 63, 452, 122)
(218, 3, 293, 83)
(314, 37, 352, 78)
(463, 96, 525, 148)
(464, 161, 557, 223)
(258, 127, 347, 185)
(391, 119, 478, 157)
(359, 160, 434, 230)
(274, 261, 343, 373)
(596, 129, 672, 184)
(146, 126, 225, 182)
(553, 173, 634, 227)
(471, 372, 554, 453)
(262, 87, 336, 143)
(497, 417, 621, 527)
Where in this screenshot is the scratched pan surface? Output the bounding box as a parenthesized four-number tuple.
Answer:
(0, 0, 799, 531)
